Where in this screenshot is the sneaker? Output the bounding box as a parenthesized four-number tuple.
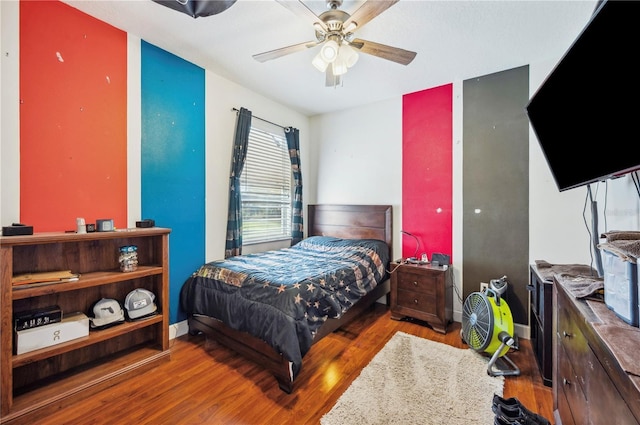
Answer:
(493, 403, 551, 425)
(493, 394, 522, 411)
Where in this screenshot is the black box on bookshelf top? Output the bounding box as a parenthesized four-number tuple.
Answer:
(14, 305, 62, 331)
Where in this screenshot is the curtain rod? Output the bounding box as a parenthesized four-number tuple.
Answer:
(232, 107, 286, 130)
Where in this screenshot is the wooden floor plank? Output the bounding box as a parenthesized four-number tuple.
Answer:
(31, 304, 553, 425)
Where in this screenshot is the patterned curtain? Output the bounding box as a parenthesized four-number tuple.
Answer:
(225, 107, 252, 258)
(285, 127, 303, 245)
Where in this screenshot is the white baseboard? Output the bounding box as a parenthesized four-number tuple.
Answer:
(169, 320, 189, 340)
(514, 322, 530, 340)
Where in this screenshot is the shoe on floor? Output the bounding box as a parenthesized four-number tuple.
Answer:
(493, 403, 551, 425)
(493, 394, 521, 411)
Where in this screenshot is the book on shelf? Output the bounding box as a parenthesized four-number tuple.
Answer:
(14, 305, 63, 331)
(12, 270, 80, 288)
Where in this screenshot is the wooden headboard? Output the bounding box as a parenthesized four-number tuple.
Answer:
(307, 204, 393, 252)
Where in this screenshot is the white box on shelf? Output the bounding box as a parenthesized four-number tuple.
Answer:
(15, 312, 89, 355)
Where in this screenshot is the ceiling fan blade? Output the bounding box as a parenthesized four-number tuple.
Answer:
(253, 40, 320, 63)
(350, 38, 416, 65)
(276, 0, 328, 32)
(343, 0, 399, 32)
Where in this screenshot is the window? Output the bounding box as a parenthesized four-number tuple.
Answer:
(240, 124, 291, 244)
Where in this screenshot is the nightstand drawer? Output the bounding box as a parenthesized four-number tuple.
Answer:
(395, 269, 437, 295)
(396, 289, 437, 312)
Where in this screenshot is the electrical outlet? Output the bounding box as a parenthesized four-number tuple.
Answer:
(480, 282, 489, 292)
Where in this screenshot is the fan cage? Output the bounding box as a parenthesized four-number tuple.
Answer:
(462, 292, 494, 352)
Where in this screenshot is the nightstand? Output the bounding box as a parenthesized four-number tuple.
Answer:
(390, 260, 452, 333)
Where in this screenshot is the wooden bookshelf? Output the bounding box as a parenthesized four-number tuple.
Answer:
(0, 228, 171, 424)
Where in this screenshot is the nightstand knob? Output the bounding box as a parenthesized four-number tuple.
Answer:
(563, 331, 572, 338)
(414, 299, 419, 304)
(563, 378, 571, 386)
(412, 281, 418, 286)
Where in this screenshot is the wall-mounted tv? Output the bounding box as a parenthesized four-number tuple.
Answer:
(526, 0, 640, 192)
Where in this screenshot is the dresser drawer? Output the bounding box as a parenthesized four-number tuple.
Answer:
(395, 269, 437, 295)
(556, 382, 575, 425)
(557, 289, 590, 390)
(557, 343, 588, 425)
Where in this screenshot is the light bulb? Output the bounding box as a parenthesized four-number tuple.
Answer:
(338, 44, 359, 68)
(320, 40, 339, 63)
(312, 52, 329, 72)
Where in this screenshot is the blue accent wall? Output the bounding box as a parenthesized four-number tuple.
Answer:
(141, 41, 205, 324)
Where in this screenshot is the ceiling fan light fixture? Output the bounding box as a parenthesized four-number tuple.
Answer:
(339, 44, 359, 68)
(332, 57, 348, 76)
(312, 52, 329, 72)
(256, 0, 416, 86)
(320, 39, 339, 63)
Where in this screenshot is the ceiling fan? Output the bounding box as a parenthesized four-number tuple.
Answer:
(253, 0, 417, 87)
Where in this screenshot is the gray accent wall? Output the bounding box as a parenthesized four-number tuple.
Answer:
(462, 65, 530, 325)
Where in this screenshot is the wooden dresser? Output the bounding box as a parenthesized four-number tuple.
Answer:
(554, 278, 640, 425)
(389, 260, 452, 333)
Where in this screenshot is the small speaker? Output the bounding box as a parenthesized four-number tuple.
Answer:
(96, 219, 114, 232)
(136, 219, 155, 228)
(431, 253, 450, 266)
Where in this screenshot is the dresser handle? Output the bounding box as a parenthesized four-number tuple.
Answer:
(414, 299, 419, 304)
(563, 378, 571, 386)
(412, 281, 418, 286)
(563, 331, 572, 338)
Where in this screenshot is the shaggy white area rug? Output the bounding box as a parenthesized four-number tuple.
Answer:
(321, 331, 504, 425)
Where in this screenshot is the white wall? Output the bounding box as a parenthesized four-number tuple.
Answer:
(309, 98, 403, 258)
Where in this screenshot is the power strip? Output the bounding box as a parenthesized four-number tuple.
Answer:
(406, 258, 428, 265)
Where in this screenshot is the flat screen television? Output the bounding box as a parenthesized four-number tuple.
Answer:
(526, 0, 640, 192)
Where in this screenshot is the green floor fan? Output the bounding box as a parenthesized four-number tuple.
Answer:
(461, 276, 520, 377)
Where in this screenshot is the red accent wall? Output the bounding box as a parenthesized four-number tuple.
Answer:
(402, 84, 453, 261)
(20, 0, 127, 232)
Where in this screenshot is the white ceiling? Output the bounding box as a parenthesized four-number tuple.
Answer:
(62, 0, 598, 116)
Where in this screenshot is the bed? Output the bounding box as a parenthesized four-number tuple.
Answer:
(180, 204, 393, 393)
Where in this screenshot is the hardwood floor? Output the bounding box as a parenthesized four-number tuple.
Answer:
(35, 304, 553, 425)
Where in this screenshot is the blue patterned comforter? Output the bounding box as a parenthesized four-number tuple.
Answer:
(180, 236, 389, 378)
